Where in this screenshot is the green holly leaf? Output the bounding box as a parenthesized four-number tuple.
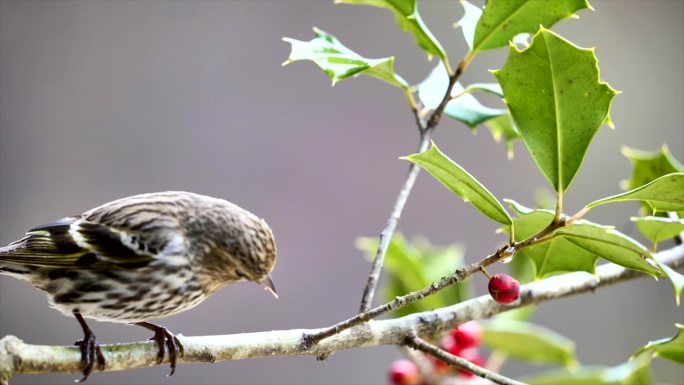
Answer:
(506, 200, 599, 278)
(603, 111, 615, 129)
(471, 0, 591, 53)
(283, 28, 408, 88)
(524, 355, 654, 385)
(356, 234, 471, 317)
(586, 173, 684, 214)
(404, 143, 512, 225)
(632, 216, 684, 248)
(445, 83, 508, 127)
(481, 319, 577, 366)
(622, 146, 684, 215)
(456, 0, 481, 51)
(464, 82, 504, 97)
(337, 0, 446, 60)
(622, 145, 684, 191)
(493, 28, 618, 193)
(633, 324, 684, 365)
(523, 240, 599, 279)
(418, 65, 507, 128)
(485, 113, 521, 160)
(505, 200, 660, 278)
(657, 263, 684, 306)
(553, 224, 660, 278)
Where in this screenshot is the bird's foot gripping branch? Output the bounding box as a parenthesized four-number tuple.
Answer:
(0, 192, 278, 381)
(1, 244, 683, 385)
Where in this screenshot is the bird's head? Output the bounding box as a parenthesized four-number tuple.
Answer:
(233, 215, 278, 299)
(196, 198, 278, 298)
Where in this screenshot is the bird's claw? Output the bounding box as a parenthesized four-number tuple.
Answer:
(148, 326, 184, 376)
(74, 333, 105, 382)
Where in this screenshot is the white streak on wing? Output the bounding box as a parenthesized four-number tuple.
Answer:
(118, 232, 151, 257)
(68, 221, 91, 250)
(70, 220, 145, 258)
(71, 218, 188, 267)
(156, 233, 188, 266)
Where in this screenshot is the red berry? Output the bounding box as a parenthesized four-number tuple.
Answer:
(456, 347, 485, 378)
(430, 355, 450, 375)
(488, 273, 520, 304)
(388, 359, 421, 385)
(450, 321, 483, 349)
(440, 334, 461, 356)
(430, 334, 461, 375)
(430, 334, 460, 374)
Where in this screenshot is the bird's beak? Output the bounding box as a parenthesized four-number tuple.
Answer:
(260, 275, 278, 299)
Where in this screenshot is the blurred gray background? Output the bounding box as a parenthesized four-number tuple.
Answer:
(1, 0, 682, 384)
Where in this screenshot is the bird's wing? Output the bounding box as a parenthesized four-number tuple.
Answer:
(0, 217, 88, 266)
(0, 213, 182, 269)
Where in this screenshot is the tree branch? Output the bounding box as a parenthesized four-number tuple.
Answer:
(306, 218, 566, 348)
(358, 57, 471, 313)
(404, 333, 526, 385)
(2, 244, 682, 384)
(358, 129, 433, 313)
(308, 248, 504, 348)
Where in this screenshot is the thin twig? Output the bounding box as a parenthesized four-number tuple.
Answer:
(554, 190, 563, 222)
(405, 333, 527, 385)
(308, 218, 567, 348)
(2, 244, 682, 383)
(307, 249, 503, 349)
(358, 129, 432, 313)
(358, 57, 471, 313)
(424, 59, 469, 131)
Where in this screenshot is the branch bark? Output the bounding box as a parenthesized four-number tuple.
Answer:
(2, 244, 682, 384)
(306, 218, 565, 347)
(307, 247, 503, 347)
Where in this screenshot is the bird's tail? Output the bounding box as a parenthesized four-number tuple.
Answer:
(0, 243, 37, 278)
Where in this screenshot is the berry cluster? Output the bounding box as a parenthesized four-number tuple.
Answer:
(388, 273, 521, 385)
(388, 321, 485, 385)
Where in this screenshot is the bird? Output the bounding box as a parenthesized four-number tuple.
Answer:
(0, 191, 278, 381)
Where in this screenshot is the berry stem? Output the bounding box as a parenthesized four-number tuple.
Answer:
(480, 266, 493, 279)
(554, 190, 564, 223)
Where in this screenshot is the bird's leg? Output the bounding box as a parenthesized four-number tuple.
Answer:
(135, 321, 184, 376)
(73, 310, 106, 382)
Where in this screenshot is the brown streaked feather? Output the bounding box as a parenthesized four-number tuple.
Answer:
(1, 217, 87, 266)
(77, 221, 154, 263)
(0, 202, 181, 269)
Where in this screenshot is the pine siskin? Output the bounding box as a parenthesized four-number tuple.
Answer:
(0, 191, 277, 380)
